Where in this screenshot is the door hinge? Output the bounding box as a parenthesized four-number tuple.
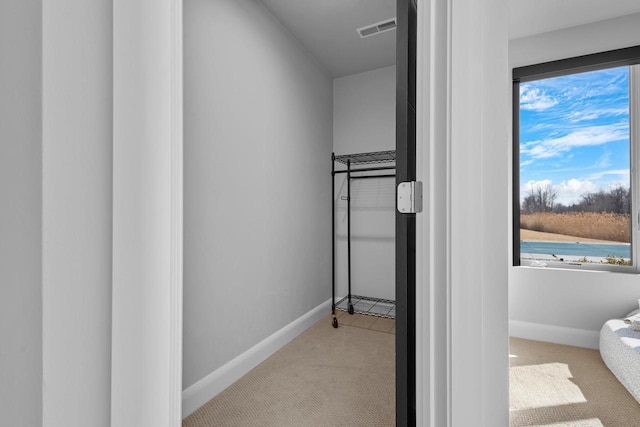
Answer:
(397, 181, 423, 214)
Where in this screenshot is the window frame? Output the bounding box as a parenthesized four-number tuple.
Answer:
(513, 45, 640, 271)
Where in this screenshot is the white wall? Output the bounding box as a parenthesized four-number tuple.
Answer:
(0, 2, 43, 426)
(183, 0, 333, 390)
(41, 1, 113, 425)
(510, 12, 640, 68)
(509, 13, 640, 347)
(334, 66, 396, 154)
(333, 66, 396, 301)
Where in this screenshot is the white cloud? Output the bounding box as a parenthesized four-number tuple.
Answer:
(521, 123, 628, 159)
(520, 85, 558, 111)
(521, 179, 553, 197)
(595, 152, 611, 168)
(554, 179, 599, 205)
(521, 178, 599, 206)
(585, 169, 630, 181)
(565, 107, 627, 123)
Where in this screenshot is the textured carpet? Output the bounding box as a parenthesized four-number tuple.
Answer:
(510, 337, 640, 427)
(183, 312, 395, 427)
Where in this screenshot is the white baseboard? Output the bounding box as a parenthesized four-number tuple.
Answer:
(509, 320, 600, 350)
(182, 298, 332, 418)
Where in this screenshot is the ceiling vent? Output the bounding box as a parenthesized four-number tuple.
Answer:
(357, 18, 397, 39)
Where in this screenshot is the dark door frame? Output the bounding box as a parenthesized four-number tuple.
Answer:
(395, 0, 417, 425)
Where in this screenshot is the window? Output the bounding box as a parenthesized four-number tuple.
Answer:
(513, 46, 640, 271)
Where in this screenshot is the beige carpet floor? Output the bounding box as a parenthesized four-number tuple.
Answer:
(510, 337, 640, 427)
(183, 312, 395, 427)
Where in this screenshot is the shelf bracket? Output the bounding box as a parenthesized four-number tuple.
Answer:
(397, 181, 423, 214)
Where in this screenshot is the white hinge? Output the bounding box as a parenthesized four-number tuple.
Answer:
(397, 181, 423, 214)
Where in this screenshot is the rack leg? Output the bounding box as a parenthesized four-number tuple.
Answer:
(331, 153, 337, 328)
(347, 159, 354, 315)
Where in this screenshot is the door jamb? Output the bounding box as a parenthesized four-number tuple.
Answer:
(111, 0, 509, 426)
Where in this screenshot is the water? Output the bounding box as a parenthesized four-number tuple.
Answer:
(521, 240, 630, 259)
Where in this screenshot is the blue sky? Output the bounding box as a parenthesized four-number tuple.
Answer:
(519, 66, 630, 206)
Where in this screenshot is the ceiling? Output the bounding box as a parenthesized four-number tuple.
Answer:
(260, 0, 396, 78)
(259, 0, 640, 78)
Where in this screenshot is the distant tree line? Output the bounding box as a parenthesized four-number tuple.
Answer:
(522, 184, 630, 215)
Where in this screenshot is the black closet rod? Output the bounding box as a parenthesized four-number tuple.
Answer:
(350, 174, 396, 180)
(333, 165, 395, 174)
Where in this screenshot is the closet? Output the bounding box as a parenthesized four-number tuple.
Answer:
(183, 0, 400, 419)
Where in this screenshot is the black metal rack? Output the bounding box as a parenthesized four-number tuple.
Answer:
(331, 150, 396, 328)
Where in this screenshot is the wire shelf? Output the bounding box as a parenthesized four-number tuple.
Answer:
(335, 295, 396, 319)
(334, 150, 396, 165)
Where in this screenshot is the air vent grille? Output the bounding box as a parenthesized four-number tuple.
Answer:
(357, 18, 397, 39)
